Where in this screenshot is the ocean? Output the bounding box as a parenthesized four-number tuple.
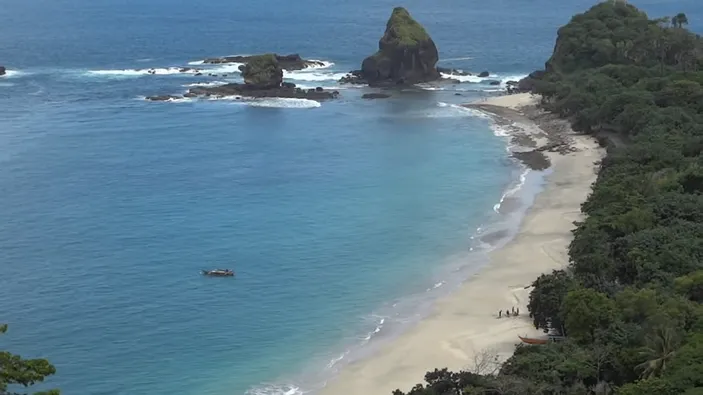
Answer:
(1, 0, 701, 394)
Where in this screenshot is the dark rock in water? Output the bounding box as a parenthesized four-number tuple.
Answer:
(315, 87, 323, 92)
(239, 54, 283, 89)
(357, 7, 440, 86)
(146, 95, 183, 102)
(179, 67, 192, 73)
(282, 82, 297, 89)
(184, 92, 197, 98)
(187, 83, 339, 100)
(489, 80, 500, 86)
(362, 93, 391, 99)
(454, 93, 462, 96)
(506, 80, 519, 86)
(195, 72, 202, 76)
(437, 66, 471, 76)
(478, 71, 490, 77)
(516, 70, 546, 92)
(0, 66, 6, 76)
(202, 53, 325, 71)
(339, 70, 367, 85)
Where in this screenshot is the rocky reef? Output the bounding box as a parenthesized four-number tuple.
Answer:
(147, 54, 339, 102)
(202, 53, 325, 71)
(341, 7, 440, 86)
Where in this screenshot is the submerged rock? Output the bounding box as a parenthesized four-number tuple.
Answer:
(362, 93, 392, 99)
(356, 7, 440, 86)
(202, 53, 325, 71)
(437, 67, 471, 76)
(146, 95, 184, 102)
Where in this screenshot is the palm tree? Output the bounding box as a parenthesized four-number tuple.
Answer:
(636, 327, 679, 379)
(671, 13, 689, 28)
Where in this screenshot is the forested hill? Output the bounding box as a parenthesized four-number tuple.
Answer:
(392, 1, 703, 394)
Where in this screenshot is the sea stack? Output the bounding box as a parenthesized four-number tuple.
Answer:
(360, 7, 440, 86)
(238, 54, 284, 89)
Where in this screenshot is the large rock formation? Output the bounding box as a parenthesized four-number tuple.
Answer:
(202, 53, 325, 71)
(357, 7, 440, 86)
(239, 54, 283, 89)
(147, 54, 339, 101)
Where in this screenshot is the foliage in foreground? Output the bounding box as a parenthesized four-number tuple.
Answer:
(393, 1, 703, 394)
(0, 324, 59, 395)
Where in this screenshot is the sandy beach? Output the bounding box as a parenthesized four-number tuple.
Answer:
(320, 93, 605, 395)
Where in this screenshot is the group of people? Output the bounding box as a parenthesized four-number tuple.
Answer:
(497, 306, 519, 318)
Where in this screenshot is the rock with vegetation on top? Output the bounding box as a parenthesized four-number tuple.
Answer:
(358, 7, 440, 86)
(238, 54, 283, 89)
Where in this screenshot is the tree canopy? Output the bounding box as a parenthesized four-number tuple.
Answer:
(0, 325, 59, 395)
(391, 2, 703, 394)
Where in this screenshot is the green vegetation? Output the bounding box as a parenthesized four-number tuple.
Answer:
(382, 7, 431, 48)
(391, 1, 703, 394)
(0, 324, 59, 395)
(239, 53, 283, 88)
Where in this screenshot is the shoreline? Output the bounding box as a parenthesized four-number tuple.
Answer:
(318, 93, 604, 395)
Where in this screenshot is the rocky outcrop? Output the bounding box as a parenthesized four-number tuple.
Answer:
(202, 53, 325, 71)
(347, 7, 440, 86)
(187, 83, 339, 100)
(147, 54, 339, 101)
(437, 67, 471, 76)
(239, 54, 283, 89)
(516, 70, 546, 92)
(0, 66, 6, 76)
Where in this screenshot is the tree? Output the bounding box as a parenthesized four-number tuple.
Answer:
(671, 13, 689, 28)
(561, 288, 617, 343)
(0, 324, 59, 395)
(527, 270, 573, 333)
(635, 327, 679, 379)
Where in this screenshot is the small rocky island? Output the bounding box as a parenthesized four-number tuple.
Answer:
(147, 54, 339, 102)
(340, 7, 440, 86)
(201, 53, 326, 71)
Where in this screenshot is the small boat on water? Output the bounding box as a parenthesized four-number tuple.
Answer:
(201, 269, 235, 277)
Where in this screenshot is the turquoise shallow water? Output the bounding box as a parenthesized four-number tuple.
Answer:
(1, 0, 702, 394)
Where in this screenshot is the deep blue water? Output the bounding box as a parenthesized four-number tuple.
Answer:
(1, 1, 702, 394)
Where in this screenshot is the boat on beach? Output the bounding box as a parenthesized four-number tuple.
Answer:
(201, 269, 235, 277)
(518, 335, 565, 345)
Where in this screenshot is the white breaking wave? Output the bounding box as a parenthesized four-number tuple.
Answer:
(283, 70, 348, 82)
(494, 168, 530, 213)
(86, 63, 243, 78)
(432, 102, 489, 119)
(88, 67, 198, 77)
(248, 98, 321, 109)
(440, 72, 486, 83)
(183, 81, 228, 87)
(246, 384, 303, 395)
(2, 70, 24, 78)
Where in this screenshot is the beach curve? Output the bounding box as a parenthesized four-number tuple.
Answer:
(318, 93, 605, 395)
